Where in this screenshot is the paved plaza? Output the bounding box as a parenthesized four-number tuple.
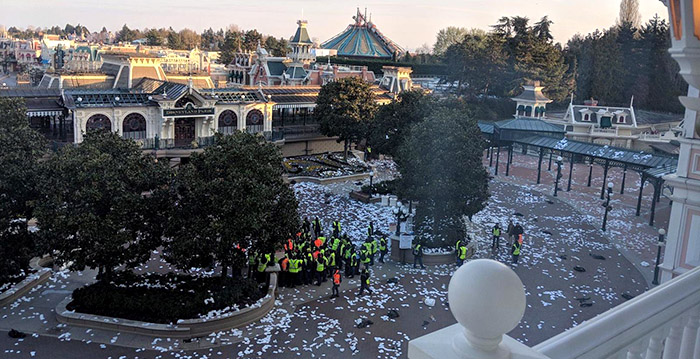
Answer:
(0, 154, 669, 359)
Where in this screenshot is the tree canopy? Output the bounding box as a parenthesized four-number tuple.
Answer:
(35, 131, 170, 279)
(164, 132, 299, 277)
(0, 98, 45, 284)
(315, 77, 378, 158)
(396, 103, 489, 247)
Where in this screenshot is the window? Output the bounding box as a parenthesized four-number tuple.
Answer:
(583, 113, 590, 122)
(122, 113, 146, 139)
(616, 115, 626, 124)
(86, 114, 111, 132)
(246, 109, 264, 134)
(218, 110, 238, 135)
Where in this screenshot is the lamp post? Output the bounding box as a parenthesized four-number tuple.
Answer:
(554, 156, 563, 197)
(368, 170, 375, 198)
(652, 228, 666, 285)
(601, 181, 614, 231)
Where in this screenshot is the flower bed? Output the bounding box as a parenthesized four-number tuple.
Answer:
(67, 272, 263, 324)
(283, 152, 369, 178)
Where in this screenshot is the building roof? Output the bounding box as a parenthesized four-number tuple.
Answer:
(0, 88, 61, 97)
(635, 110, 684, 126)
(515, 135, 677, 169)
(477, 122, 494, 135)
(321, 8, 404, 59)
(649, 141, 681, 156)
(291, 21, 313, 44)
(569, 105, 636, 127)
(494, 117, 566, 133)
(267, 61, 287, 77)
(512, 84, 552, 103)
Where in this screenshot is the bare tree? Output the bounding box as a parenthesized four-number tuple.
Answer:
(618, 0, 641, 28)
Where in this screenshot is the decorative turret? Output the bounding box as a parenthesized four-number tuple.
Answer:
(512, 81, 552, 118)
(288, 20, 315, 65)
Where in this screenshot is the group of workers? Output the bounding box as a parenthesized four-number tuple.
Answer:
(248, 218, 389, 298)
(491, 220, 525, 264)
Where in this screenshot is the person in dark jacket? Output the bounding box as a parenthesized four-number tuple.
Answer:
(506, 220, 515, 246)
(359, 267, 372, 295)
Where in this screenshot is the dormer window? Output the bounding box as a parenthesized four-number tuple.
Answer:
(583, 113, 590, 122)
(616, 115, 626, 124)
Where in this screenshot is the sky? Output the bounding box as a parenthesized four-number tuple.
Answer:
(0, 0, 669, 50)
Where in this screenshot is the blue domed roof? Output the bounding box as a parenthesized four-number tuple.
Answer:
(321, 8, 404, 59)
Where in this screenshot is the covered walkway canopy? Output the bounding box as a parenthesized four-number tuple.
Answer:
(479, 119, 678, 226)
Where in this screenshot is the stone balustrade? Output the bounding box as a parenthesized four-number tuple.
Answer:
(408, 259, 700, 359)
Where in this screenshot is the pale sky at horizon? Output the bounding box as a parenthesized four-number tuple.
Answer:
(0, 0, 669, 50)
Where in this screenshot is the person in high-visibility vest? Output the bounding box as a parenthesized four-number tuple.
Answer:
(279, 255, 290, 288)
(256, 253, 271, 286)
(360, 247, 371, 268)
(332, 220, 341, 238)
(457, 243, 468, 266)
(247, 251, 258, 279)
(454, 239, 462, 264)
(413, 243, 425, 269)
(362, 239, 374, 266)
(367, 221, 375, 237)
(315, 255, 327, 286)
(492, 223, 502, 249)
(331, 268, 342, 298)
(511, 240, 522, 264)
(378, 237, 388, 263)
(359, 267, 373, 295)
(370, 237, 378, 265)
(344, 245, 355, 278)
(288, 256, 300, 288)
(331, 236, 341, 253)
(327, 251, 337, 271)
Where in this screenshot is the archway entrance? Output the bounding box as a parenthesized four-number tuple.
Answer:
(174, 118, 195, 147)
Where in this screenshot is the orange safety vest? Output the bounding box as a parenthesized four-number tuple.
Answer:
(312, 250, 320, 260)
(284, 239, 294, 251)
(314, 238, 322, 248)
(333, 271, 341, 285)
(518, 234, 523, 245)
(281, 257, 289, 271)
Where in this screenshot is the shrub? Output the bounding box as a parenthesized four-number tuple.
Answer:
(68, 272, 263, 324)
(361, 179, 398, 196)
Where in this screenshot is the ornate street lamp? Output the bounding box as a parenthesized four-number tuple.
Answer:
(601, 182, 614, 231)
(368, 170, 375, 198)
(652, 228, 667, 285)
(554, 156, 563, 197)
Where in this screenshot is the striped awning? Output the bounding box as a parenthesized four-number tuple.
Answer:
(27, 110, 63, 117)
(273, 103, 315, 109)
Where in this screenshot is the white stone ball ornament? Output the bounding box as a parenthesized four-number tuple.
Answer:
(448, 259, 526, 358)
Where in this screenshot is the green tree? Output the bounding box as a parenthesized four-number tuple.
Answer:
(164, 132, 299, 277)
(315, 77, 378, 159)
(166, 28, 183, 49)
(444, 31, 508, 99)
(117, 24, 137, 43)
(0, 98, 45, 285)
(35, 131, 170, 280)
(243, 29, 263, 51)
(369, 89, 435, 158)
(396, 106, 489, 247)
(433, 26, 468, 56)
(145, 29, 164, 46)
(219, 30, 243, 65)
(179, 28, 201, 50)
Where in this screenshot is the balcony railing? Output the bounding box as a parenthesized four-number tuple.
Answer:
(139, 136, 215, 150)
(408, 260, 700, 359)
(535, 265, 700, 359)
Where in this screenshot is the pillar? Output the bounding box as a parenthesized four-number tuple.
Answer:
(620, 165, 627, 195)
(489, 145, 494, 167)
(495, 146, 500, 176)
(636, 173, 646, 217)
(505, 146, 512, 177)
(600, 160, 610, 200)
(587, 158, 593, 187)
(548, 150, 553, 171)
(649, 181, 660, 226)
(567, 152, 574, 192)
(536, 147, 544, 184)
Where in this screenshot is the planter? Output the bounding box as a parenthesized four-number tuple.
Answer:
(389, 235, 456, 266)
(0, 267, 51, 307)
(349, 190, 383, 204)
(56, 273, 278, 339)
(285, 172, 368, 185)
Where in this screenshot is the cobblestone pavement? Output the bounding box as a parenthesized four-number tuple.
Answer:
(0, 157, 659, 358)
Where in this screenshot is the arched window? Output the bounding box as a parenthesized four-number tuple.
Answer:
(246, 109, 264, 133)
(616, 115, 626, 124)
(218, 110, 238, 135)
(525, 106, 533, 117)
(517, 105, 525, 117)
(122, 113, 146, 140)
(583, 114, 590, 122)
(174, 95, 201, 108)
(86, 114, 111, 132)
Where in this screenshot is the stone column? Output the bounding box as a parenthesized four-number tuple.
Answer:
(659, 0, 700, 283)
